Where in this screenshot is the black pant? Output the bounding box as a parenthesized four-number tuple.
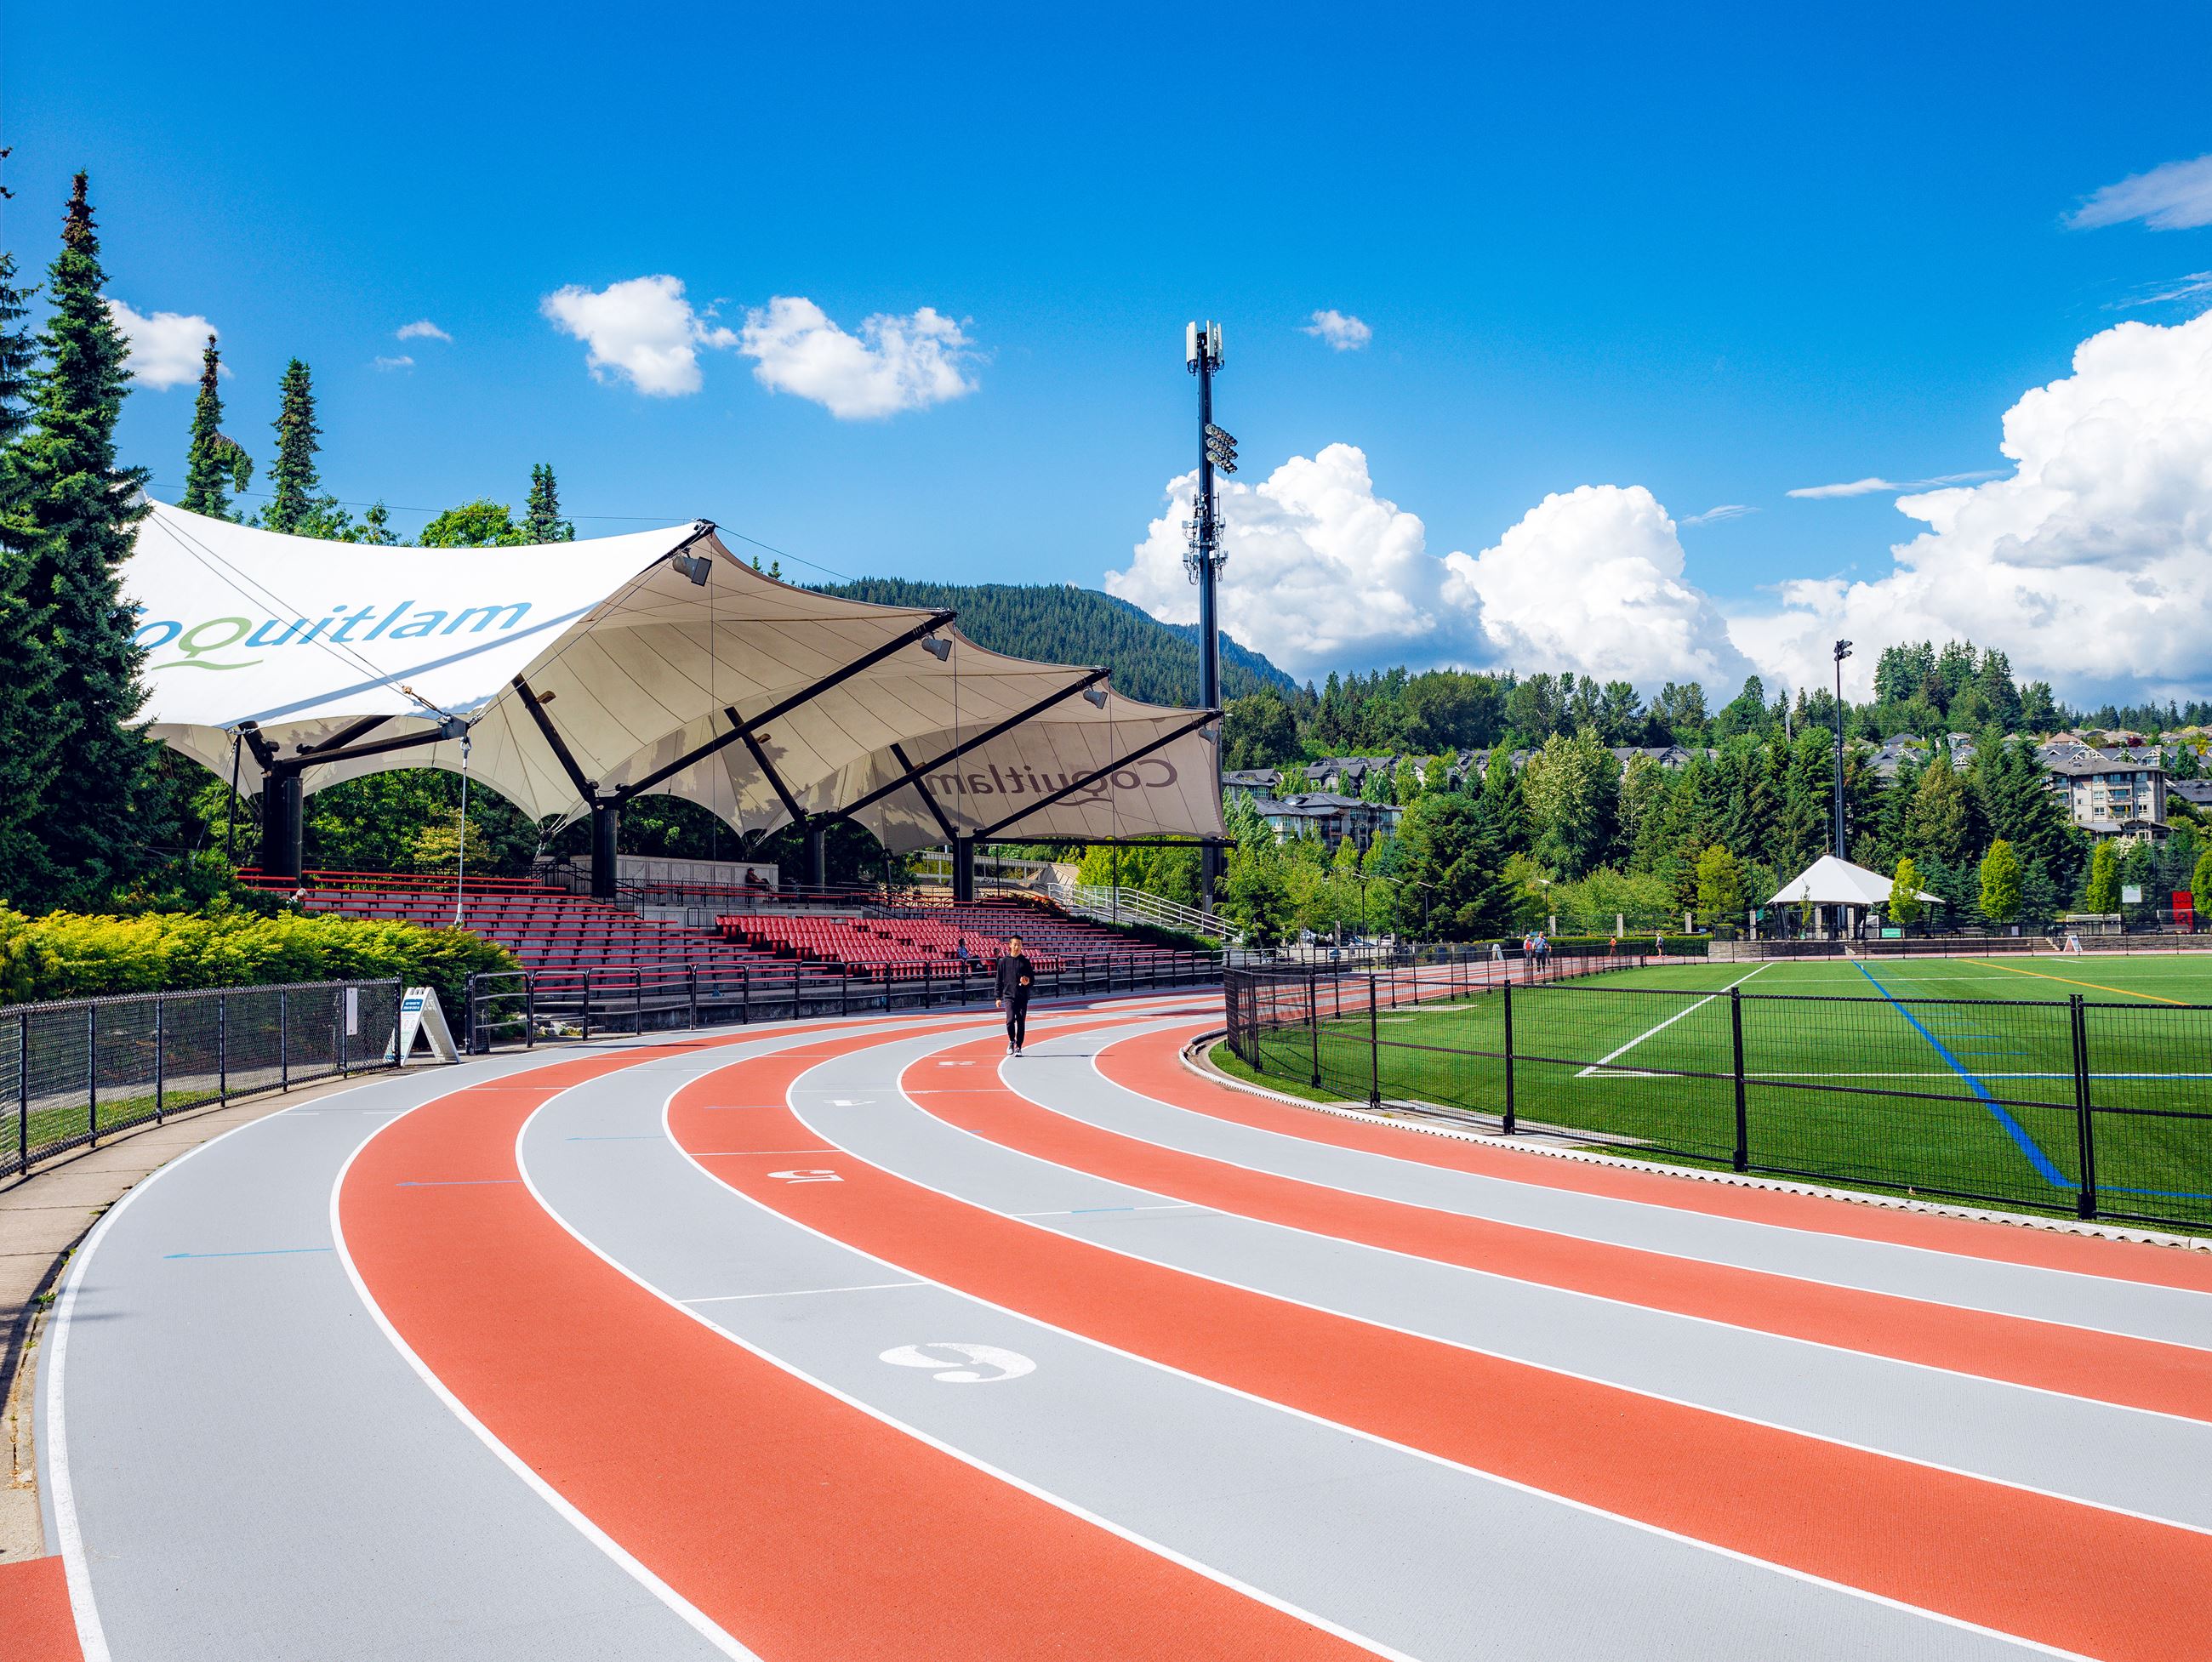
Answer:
(1005, 994, 1030, 1050)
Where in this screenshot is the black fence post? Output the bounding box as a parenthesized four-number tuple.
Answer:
(15, 1011, 28, 1173)
(524, 975, 537, 1048)
(1308, 971, 1322, 1087)
(217, 992, 228, 1104)
(2070, 994, 2098, 1221)
(1501, 980, 1516, 1136)
(154, 996, 167, 1124)
(581, 978, 593, 1043)
(739, 966, 749, 1025)
(340, 986, 351, 1076)
(465, 978, 479, 1056)
(279, 986, 289, 1091)
(1730, 988, 1749, 1173)
(687, 966, 699, 1033)
(1367, 974, 1382, 1107)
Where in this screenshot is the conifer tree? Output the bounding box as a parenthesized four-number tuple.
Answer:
(0, 168, 65, 902)
(10, 173, 157, 902)
(180, 334, 252, 518)
(1979, 839, 2022, 925)
(522, 463, 573, 542)
(2082, 840, 2121, 915)
(263, 357, 322, 533)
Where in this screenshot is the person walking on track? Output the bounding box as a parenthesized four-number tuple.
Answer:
(997, 935, 1036, 1056)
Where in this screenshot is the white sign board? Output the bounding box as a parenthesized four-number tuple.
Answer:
(384, 986, 460, 1066)
(2122, 885, 2143, 905)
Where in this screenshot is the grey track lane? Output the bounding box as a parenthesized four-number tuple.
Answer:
(1058, 1022, 2212, 1348)
(37, 1039, 767, 1662)
(812, 1021, 2212, 1533)
(522, 1025, 2049, 1662)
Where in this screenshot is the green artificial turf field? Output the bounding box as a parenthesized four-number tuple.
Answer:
(1236, 953, 2212, 1229)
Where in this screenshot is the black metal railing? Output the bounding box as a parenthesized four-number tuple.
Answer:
(1223, 956, 2212, 1234)
(464, 948, 1225, 1051)
(2, 979, 404, 1181)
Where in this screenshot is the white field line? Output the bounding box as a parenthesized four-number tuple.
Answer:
(1575, 963, 1771, 1078)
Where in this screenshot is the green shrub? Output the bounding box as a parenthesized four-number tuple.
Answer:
(0, 902, 519, 1013)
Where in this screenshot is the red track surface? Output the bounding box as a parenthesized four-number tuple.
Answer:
(0, 1556, 82, 1662)
(899, 1021, 2212, 1420)
(338, 1019, 1365, 1661)
(663, 1021, 2212, 1662)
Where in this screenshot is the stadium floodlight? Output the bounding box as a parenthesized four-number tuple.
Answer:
(1204, 422, 1238, 475)
(1082, 685, 1109, 708)
(670, 550, 711, 585)
(1830, 640, 1853, 861)
(920, 634, 952, 661)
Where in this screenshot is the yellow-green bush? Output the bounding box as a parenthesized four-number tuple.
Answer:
(0, 903, 519, 1011)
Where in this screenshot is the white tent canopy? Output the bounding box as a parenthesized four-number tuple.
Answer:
(127, 503, 1224, 867)
(1769, 855, 1942, 909)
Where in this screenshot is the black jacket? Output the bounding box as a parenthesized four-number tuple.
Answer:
(995, 953, 1035, 1000)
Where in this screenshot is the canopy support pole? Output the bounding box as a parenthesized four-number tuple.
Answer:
(976, 709, 1218, 840)
(951, 836, 975, 904)
(590, 798, 620, 902)
(513, 674, 596, 800)
(260, 769, 305, 879)
(807, 823, 828, 890)
(890, 742, 961, 844)
(828, 668, 1109, 824)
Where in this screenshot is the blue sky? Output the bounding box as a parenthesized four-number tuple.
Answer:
(9, 1, 2212, 700)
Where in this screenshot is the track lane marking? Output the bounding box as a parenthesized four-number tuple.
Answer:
(1132, 1022, 2212, 1294)
(343, 1012, 1376, 1661)
(668, 1021, 2212, 1661)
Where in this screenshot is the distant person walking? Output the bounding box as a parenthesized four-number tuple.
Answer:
(997, 935, 1036, 1056)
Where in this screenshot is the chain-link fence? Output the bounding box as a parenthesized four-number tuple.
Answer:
(1, 980, 403, 1181)
(1223, 958, 2212, 1233)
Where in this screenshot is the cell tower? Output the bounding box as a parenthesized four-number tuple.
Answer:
(1185, 320, 1233, 905)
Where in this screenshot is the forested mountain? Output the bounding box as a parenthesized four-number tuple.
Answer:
(815, 578, 1295, 709)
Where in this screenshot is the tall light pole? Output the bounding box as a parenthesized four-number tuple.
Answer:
(1832, 640, 1852, 860)
(1186, 320, 1232, 908)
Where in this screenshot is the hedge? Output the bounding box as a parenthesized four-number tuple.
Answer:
(0, 903, 520, 1013)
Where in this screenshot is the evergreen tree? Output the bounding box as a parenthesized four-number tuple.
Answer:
(262, 358, 323, 534)
(9, 173, 158, 902)
(1521, 729, 1618, 878)
(1907, 756, 1970, 864)
(2193, 847, 2212, 915)
(522, 463, 574, 542)
(2082, 840, 2121, 914)
(0, 191, 63, 902)
(1694, 844, 1745, 924)
(1979, 839, 2022, 925)
(1475, 740, 1528, 857)
(180, 334, 251, 518)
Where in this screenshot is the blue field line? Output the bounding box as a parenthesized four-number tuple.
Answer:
(1851, 962, 2072, 1188)
(1852, 964, 2212, 1203)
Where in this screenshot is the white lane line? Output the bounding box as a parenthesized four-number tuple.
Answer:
(1576, 962, 1771, 1076)
(704, 1031, 2103, 1659)
(1012, 1202, 1205, 1218)
(500, 1089, 1418, 1662)
(328, 1034, 841, 1662)
(682, 1281, 926, 1304)
(37, 1044, 630, 1662)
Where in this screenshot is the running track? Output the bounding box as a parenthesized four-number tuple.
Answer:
(27, 991, 2212, 1661)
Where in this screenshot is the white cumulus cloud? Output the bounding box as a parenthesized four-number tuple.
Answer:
(105, 299, 213, 390)
(738, 297, 978, 419)
(1302, 309, 1372, 351)
(396, 319, 452, 342)
(374, 355, 413, 372)
(1103, 448, 1743, 686)
(1443, 487, 1749, 688)
(1730, 307, 2212, 703)
(1106, 445, 1457, 674)
(2069, 153, 2212, 231)
(540, 275, 734, 396)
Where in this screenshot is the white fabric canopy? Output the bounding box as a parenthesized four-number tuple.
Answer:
(128, 502, 1224, 850)
(1769, 855, 1942, 908)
